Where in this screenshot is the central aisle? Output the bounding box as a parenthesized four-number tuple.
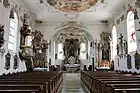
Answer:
(59, 73, 88, 93)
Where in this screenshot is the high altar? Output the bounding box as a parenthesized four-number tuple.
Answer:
(64, 56, 80, 72)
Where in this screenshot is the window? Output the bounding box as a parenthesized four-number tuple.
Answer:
(80, 42, 86, 59)
(58, 43, 63, 59)
(8, 12, 18, 52)
(111, 26, 117, 61)
(127, 11, 137, 53)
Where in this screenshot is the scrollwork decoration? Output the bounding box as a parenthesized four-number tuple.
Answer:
(0, 25, 5, 48)
(135, 0, 140, 8)
(3, 0, 10, 8)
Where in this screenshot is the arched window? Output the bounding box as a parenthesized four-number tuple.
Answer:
(80, 42, 86, 59)
(58, 43, 63, 59)
(127, 11, 137, 53)
(8, 12, 18, 52)
(111, 26, 117, 61)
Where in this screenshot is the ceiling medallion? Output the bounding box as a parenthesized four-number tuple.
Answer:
(64, 13, 79, 20)
(46, 0, 97, 12)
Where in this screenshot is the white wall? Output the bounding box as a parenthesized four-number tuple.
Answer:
(108, 0, 140, 73)
(0, 0, 36, 74)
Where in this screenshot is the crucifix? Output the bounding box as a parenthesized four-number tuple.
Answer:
(130, 31, 135, 41)
(119, 34, 124, 57)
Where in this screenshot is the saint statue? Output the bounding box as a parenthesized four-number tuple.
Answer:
(123, 40, 128, 55)
(9, 8, 14, 19)
(5, 51, 11, 70)
(20, 23, 31, 46)
(13, 53, 18, 69)
(116, 44, 119, 55)
(119, 34, 124, 57)
(134, 51, 140, 70)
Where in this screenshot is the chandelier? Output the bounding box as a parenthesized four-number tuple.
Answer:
(46, 0, 99, 12)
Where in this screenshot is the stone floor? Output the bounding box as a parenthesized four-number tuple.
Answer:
(59, 73, 88, 93)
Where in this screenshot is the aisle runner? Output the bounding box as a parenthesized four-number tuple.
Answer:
(60, 73, 87, 93)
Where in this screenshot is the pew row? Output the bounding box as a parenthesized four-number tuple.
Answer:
(0, 71, 63, 93)
(81, 71, 140, 93)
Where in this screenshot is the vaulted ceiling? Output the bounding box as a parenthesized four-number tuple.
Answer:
(22, 0, 131, 24)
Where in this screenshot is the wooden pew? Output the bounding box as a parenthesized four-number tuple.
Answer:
(0, 71, 63, 93)
(81, 71, 140, 93)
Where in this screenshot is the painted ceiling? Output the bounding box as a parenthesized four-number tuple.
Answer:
(22, 0, 131, 24)
(46, 0, 97, 12)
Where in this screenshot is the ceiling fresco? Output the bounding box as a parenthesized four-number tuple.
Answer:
(46, 0, 97, 12)
(23, 0, 130, 23)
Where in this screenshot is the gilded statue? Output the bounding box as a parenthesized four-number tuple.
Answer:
(32, 30, 43, 46)
(100, 31, 110, 60)
(20, 23, 31, 46)
(100, 32, 110, 45)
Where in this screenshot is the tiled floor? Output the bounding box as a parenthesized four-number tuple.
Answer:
(59, 73, 88, 93)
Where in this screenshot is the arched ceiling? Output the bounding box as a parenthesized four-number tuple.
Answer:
(22, 0, 131, 24)
(53, 21, 93, 44)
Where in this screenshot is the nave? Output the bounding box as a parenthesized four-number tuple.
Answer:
(59, 73, 88, 93)
(0, 70, 140, 93)
(0, 0, 140, 92)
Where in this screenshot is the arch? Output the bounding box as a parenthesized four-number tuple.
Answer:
(50, 21, 93, 63)
(127, 11, 137, 53)
(53, 21, 93, 44)
(53, 26, 93, 44)
(8, 12, 18, 52)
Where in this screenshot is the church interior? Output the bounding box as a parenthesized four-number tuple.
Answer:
(0, 0, 140, 93)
